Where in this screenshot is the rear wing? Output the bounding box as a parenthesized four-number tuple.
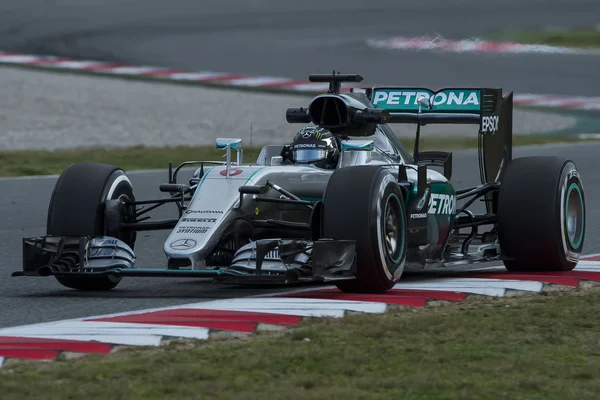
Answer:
(369, 86, 514, 214)
(369, 87, 504, 134)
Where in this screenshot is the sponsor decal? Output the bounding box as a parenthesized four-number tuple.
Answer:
(186, 210, 223, 214)
(410, 213, 427, 219)
(294, 126, 324, 140)
(294, 143, 317, 148)
(220, 168, 243, 176)
(170, 238, 197, 249)
(481, 115, 499, 134)
(96, 238, 118, 246)
(89, 248, 117, 257)
(568, 169, 580, 181)
(372, 89, 481, 112)
(176, 226, 211, 234)
(416, 188, 429, 211)
(182, 218, 217, 223)
(428, 193, 456, 215)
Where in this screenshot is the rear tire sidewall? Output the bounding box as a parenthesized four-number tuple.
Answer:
(558, 162, 585, 262)
(498, 157, 585, 271)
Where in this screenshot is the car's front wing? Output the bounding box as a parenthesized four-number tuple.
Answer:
(14, 235, 358, 285)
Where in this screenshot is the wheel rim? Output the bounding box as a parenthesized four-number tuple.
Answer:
(383, 194, 404, 264)
(565, 182, 584, 250)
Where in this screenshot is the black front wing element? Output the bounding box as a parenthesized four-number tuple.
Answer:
(14, 236, 358, 285)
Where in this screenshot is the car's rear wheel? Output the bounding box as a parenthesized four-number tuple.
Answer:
(497, 156, 585, 271)
(321, 166, 407, 293)
(47, 162, 136, 290)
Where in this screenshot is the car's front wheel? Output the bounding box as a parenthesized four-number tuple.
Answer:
(321, 166, 407, 293)
(47, 162, 136, 290)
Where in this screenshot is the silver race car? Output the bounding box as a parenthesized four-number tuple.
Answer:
(15, 73, 586, 293)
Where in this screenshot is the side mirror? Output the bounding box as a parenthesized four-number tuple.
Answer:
(340, 139, 375, 151)
(216, 138, 243, 150)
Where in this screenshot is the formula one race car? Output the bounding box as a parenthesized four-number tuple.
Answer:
(14, 73, 586, 293)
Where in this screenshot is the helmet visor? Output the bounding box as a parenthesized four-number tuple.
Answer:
(293, 149, 328, 163)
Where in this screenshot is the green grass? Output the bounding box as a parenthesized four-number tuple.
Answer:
(2, 288, 600, 399)
(495, 28, 600, 49)
(0, 135, 594, 178)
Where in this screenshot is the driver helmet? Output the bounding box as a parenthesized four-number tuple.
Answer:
(289, 126, 339, 169)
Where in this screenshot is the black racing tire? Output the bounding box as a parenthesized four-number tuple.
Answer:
(497, 156, 585, 272)
(47, 162, 136, 290)
(321, 165, 407, 293)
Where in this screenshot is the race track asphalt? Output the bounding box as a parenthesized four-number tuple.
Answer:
(1, 0, 599, 96)
(1, 143, 599, 329)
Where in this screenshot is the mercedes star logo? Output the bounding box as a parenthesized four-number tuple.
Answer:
(170, 238, 197, 250)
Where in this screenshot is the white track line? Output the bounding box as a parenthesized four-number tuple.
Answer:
(395, 278, 543, 296)
(0, 321, 211, 346)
